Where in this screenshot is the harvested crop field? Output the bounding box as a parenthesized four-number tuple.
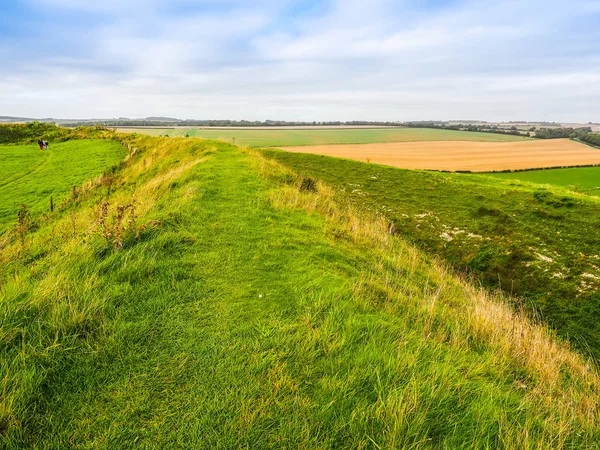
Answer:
(280, 138, 600, 171)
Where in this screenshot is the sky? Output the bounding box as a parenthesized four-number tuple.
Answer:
(1, 0, 599, 122)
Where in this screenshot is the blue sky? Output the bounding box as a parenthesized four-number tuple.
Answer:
(1, 0, 599, 121)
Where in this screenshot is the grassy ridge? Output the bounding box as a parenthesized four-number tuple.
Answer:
(122, 127, 531, 146)
(0, 123, 113, 144)
(0, 122, 73, 144)
(0, 136, 598, 447)
(261, 149, 600, 359)
(488, 166, 600, 196)
(0, 140, 126, 231)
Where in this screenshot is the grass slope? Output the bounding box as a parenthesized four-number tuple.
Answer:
(0, 123, 74, 145)
(0, 140, 125, 231)
(127, 127, 530, 147)
(489, 166, 600, 196)
(261, 149, 600, 359)
(0, 136, 598, 447)
(0, 123, 115, 145)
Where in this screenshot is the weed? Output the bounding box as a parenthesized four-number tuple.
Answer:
(96, 200, 136, 249)
(298, 177, 317, 193)
(16, 204, 31, 246)
(533, 190, 577, 208)
(475, 206, 504, 217)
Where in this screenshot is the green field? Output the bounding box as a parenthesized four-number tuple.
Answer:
(119, 127, 530, 147)
(488, 166, 600, 196)
(262, 149, 600, 359)
(0, 140, 126, 231)
(1, 133, 598, 447)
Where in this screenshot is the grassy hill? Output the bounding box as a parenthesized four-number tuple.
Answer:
(261, 149, 600, 360)
(121, 127, 531, 147)
(0, 135, 599, 447)
(0, 122, 111, 145)
(0, 123, 126, 234)
(0, 140, 125, 232)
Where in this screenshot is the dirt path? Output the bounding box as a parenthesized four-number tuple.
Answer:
(280, 139, 600, 171)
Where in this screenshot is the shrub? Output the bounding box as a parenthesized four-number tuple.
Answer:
(298, 177, 317, 193)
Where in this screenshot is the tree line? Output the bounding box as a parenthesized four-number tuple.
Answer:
(580, 133, 600, 147)
(403, 122, 528, 137)
(403, 122, 600, 142)
(65, 119, 403, 128)
(533, 127, 592, 139)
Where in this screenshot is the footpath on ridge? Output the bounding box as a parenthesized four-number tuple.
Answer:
(33, 145, 357, 446)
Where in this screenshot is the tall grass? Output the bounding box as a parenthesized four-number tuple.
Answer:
(261, 148, 600, 360)
(250, 149, 600, 445)
(0, 135, 209, 442)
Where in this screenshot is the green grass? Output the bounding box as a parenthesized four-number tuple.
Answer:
(0, 140, 126, 231)
(125, 127, 531, 147)
(1, 136, 599, 447)
(261, 149, 600, 359)
(0, 123, 118, 145)
(488, 166, 600, 196)
(0, 122, 75, 144)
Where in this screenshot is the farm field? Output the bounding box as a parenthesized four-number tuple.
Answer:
(488, 166, 600, 196)
(280, 139, 600, 171)
(0, 140, 125, 231)
(117, 127, 530, 147)
(1, 129, 599, 447)
(262, 148, 600, 358)
(115, 127, 172, 137)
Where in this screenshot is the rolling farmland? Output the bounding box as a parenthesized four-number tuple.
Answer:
(119, 127, 600, 172)
(117, 127, 530, 147)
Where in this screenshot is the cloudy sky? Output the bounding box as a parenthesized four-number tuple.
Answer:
(1, 0, 599, 121)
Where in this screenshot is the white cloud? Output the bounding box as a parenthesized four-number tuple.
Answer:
(1, 0, 599, 121)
